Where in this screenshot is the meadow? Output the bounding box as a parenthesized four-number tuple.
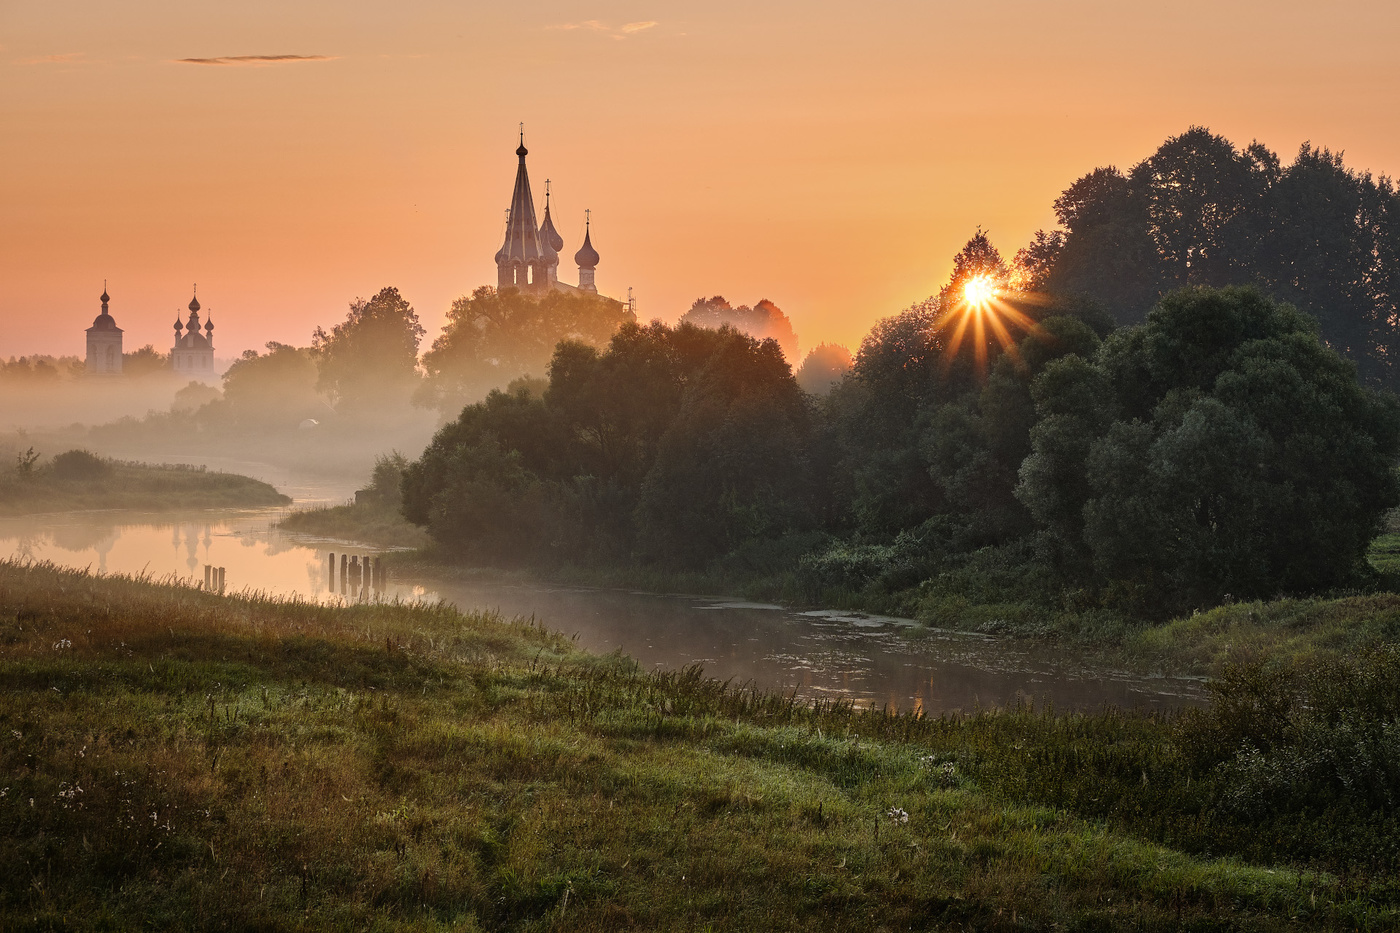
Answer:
(1, 453, 290, 516)
(4, 558, 1399, 931)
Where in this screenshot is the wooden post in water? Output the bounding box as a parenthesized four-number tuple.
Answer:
(340, 554, 348, 595)
(328, 552, 336, 592)
(217, 567, 226, 593)
(203, 565, 211, 590)
(373, 556, 383, 593)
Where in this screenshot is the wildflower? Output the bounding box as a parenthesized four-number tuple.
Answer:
(887, 807, 909, 824)
(1, 787, 7, 798)
(53, 638, 72, 650)
(10, 730, 20, 740)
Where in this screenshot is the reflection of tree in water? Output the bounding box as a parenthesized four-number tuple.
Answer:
(48, 521, 121, 554)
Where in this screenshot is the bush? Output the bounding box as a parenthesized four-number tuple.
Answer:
(50, 449, 111, 481)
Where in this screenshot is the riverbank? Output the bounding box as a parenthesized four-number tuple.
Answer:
(3, 558, 1397, 930)
(0, 456, 290, 515)
(279, 499, 431, 548)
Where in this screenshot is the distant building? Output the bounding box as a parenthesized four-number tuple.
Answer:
(494, 132, 603, 296)
(171, 288, 216, 376)
(85, 285, 123, 375)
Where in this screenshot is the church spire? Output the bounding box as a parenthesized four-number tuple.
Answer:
(496, 126, 550, 292)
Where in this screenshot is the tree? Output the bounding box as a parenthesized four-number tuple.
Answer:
(312, 287, 425, 410)
(1021, 128, 1400, 389)
(1019, 286, 1400, 612)
(402, 321, 816, 568)
(417, 286, 633, 416)
(677, 296, 800, 362)
(794, 343, 853, 395)
(122, 345, 170, 378)
(220, 342, 325, 427)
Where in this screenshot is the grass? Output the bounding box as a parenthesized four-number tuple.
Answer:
(4, 559, 1400, 930)
(0, 459, 290, 515)
(279, 499, 432, 549)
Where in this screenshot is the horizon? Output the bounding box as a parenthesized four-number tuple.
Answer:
(5, 1, 1400, 362)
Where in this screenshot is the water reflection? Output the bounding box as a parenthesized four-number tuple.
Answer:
(0, 509, 1206, 713)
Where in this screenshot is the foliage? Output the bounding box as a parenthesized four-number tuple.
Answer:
(312, 286, 426, 410)
(404, 322, 816, 568)
(678, 296, 801, 362)
(794, 342, 853, 396)
(3, 560, 1399, 929)
(14, 447, 39, 478)
(170, 380, 221, 413)
(122, 344, 170, 377)
(49, 448, 111, 481)
(417, 286, 632, 416)
(1021, 126, 1400, 389)
(1018, 286, 1400, 613)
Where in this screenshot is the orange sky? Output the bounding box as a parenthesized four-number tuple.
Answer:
(4, 0, 1400, 363)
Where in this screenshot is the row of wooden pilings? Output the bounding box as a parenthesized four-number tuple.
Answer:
(328, 552, 386, 599)
(202, 565, 226, 594)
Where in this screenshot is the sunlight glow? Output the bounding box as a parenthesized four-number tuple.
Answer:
(963, 275, 997, 308)
(941, 275, 1039, 373)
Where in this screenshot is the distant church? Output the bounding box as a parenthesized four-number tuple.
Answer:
(171, 288, 215, 374)
(85, 285, 123, 375)
(494, 132, 601, 295)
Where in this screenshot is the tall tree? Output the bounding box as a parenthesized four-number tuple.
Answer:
(312, 287, 425, 410)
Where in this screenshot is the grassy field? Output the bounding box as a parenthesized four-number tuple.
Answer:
(0, 456, 290, 515)
(3, 559, 1399, 930)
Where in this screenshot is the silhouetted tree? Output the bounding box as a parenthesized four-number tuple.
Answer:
(312, 287, 425, 410)
(417, 285, 632, 416)
(677, 296, 801, 362)
(794, 343, 853, 395)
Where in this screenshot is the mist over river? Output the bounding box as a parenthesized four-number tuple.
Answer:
(1, 475, 1205, 714)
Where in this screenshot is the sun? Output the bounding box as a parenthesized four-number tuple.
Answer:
(963, 274, 997, 308)
(941, 274, 1036, 373)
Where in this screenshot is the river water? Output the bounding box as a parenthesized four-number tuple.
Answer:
(0, 505, 1205, 714)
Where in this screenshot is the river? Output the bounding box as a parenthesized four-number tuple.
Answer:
(0, 502, 1205, 714)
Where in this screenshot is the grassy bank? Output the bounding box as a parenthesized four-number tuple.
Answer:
(279, 499, 432, 549)
(1, 455, 290, 515)
(3, 559, 1399, 930)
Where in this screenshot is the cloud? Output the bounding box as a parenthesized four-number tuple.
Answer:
(175, 54, 336, 66)
(18, 52, 85, 65)
(550, 20, 659, 39)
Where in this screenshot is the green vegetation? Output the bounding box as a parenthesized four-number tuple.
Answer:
(0, 450, 290, 515)
(281, 453, 431, 548)
(402, 282, 1399, 631)
(5, 559, 1400, 930)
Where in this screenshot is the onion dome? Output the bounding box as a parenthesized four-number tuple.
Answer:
(188, 294, 200, 313)
(204, 315, 214, 333)
(574, 223, 599, 269)
(88, 285, 121, 330)
(539, 189, 565, 253)
(173, 313, 184, 334)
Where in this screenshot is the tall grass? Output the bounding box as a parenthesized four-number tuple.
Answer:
(3, 559, 1397, 930)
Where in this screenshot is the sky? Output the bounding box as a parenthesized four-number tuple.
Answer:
(4, 0, 1400, 363)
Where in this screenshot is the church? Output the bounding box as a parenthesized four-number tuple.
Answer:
(171, 288, 216, 374)
(84, 285, 123, 375)
(494, 133, 601, 295)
